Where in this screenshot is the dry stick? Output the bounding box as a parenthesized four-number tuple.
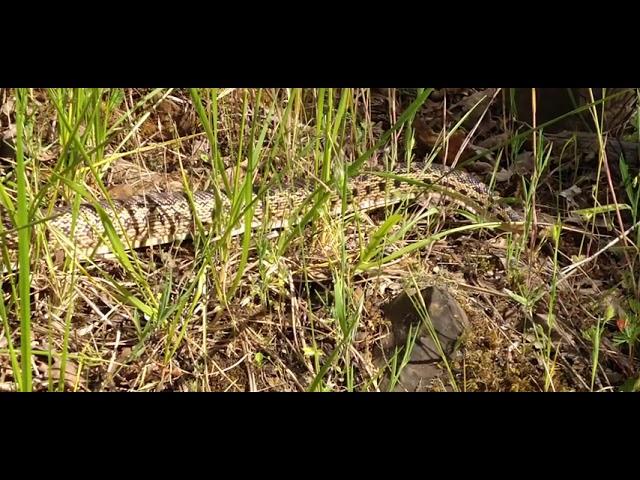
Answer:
(558, 218, 640, 284)
(452, 88, 501, 168)
(529, 89, 540, 292)
(600, 133, 638, 295)
(583, 88, 637, 295)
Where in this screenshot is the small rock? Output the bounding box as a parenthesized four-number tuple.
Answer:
(377, 286, 470, 391)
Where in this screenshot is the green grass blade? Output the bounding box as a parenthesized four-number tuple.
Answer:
(15, 88, 32, 392)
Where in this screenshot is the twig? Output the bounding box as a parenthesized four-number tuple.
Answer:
(558, 219, 640, 283)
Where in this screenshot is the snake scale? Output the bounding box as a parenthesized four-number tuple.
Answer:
(0, 163, 522, 269)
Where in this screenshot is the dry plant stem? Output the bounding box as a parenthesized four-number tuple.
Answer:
(600, 135, 638, 295)
(558, 218, 640, 283)
(452, 88, 501, 168)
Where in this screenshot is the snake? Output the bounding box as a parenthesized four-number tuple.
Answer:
(0, 162, 523, 270)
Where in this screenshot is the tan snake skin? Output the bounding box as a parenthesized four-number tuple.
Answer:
(0, 163, 522, 267)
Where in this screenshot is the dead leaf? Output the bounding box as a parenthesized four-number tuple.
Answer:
(560, 185, 582, 207)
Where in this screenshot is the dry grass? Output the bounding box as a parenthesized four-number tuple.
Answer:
(0, 87, 638, 392)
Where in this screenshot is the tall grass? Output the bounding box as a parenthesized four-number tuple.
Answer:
(0, 88, 637, 391)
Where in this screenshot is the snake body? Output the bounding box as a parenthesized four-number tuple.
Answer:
(0, 163, 522, 267)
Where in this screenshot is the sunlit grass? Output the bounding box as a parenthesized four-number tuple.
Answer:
(0, 87, 637, 391)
